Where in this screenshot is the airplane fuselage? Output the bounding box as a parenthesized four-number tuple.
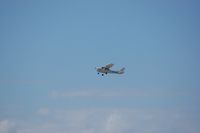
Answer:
(96, 67, 109, 74)
(95, 67, 124, 75)
(95, 63, 125, 76)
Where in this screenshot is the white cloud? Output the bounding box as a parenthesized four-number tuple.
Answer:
(0, 120, 15, 133)
(12, 108, 200, 133)
(49, 90, 95, 98)
(48, 88, 189, 100)
(2, 88, 199, 133)
(105, 110, 127, 133)
(48, 89, 154, 99)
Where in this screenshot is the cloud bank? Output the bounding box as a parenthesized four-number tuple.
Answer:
(48, 89, 161, 99)
(3, 108, 199, 133)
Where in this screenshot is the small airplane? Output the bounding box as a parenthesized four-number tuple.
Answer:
(95, 63, 125, 76)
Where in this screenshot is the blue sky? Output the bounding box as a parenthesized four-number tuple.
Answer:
(0, 0, 200, 133)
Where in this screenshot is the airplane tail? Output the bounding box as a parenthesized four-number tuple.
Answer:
(118, 67, 125, 74)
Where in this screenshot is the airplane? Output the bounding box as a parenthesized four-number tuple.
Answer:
(95, 63, 125, 76)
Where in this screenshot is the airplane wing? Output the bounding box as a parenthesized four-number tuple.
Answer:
(105, 63, 114, 69)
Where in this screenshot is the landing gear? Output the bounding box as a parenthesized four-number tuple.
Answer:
(97, 73, 99, 74)
(102, 74, 104, 76)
